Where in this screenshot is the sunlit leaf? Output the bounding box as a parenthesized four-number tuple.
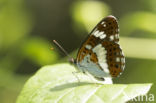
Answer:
(16, 64, 152, 103)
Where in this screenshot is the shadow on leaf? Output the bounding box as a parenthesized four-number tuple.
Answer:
(50, 82, 95, 91)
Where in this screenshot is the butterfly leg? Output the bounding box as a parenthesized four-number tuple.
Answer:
(94, 77, 105, 81)
(72, 71, 80, 82)
(84, 72, 99, 84)
(95, 77, 113, 84)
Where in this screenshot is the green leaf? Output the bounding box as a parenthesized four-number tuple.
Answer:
(16, 64, 152, 103)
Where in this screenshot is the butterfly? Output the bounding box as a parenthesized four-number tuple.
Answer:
(53, 15, 125, 81)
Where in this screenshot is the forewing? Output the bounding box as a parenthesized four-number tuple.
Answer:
(91, 15, 119, 42)
(76, 15, 119, 64)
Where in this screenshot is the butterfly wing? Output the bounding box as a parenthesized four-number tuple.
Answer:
(76, 15, 125, 78)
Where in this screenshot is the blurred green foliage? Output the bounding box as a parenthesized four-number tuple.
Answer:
(0, 0, 156, 103)
(0, 0, 32, 50)
(71, 1, 110, 34)
(20, 37, 58, 66)
(120, 12, 156, 37)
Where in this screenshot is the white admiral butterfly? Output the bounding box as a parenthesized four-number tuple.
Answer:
(53, 15, 125, 81)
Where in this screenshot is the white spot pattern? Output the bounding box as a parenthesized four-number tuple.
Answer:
(121, 65, 125, 70)
(101, 21, 105, 25)
(93, 30, 99, 36)
(116, 57, 120, 62)
(115, 34, 119, 39)
(121, 57, 125, 63)
(100, 34, 106, 39)
(85, 44, 92, 50)
(116, 29, 119, 32)
(101, 21, 106, 27)
(96, 31, 104, 37)
(93, 30, 107, 40)
(92, 44, 110, 74)
(103, 24, 106, 27)
(110, 35, 114, 41)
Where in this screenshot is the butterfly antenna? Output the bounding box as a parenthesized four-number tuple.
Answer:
(53, 40, 75, 63)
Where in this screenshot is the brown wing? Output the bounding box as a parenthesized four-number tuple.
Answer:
(76, 16, 119, 63)
(91, 15, 119, 43)
(102, 41, 125, 77)
(76, 15, 125, 77)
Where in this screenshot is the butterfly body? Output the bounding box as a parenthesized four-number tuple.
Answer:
(75, 15, 125, 80)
